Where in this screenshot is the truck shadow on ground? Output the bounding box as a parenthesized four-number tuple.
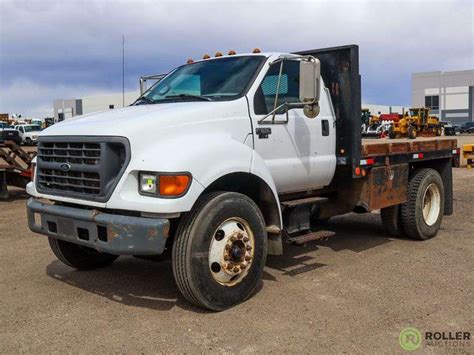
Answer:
(46, 257, 209, 313)
(46, 257, 264, 313)
(265, 212, 395, 277)
(45, 212, 392, 311)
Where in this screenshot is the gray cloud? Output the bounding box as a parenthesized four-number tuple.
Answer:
(1, 0, 473, 117)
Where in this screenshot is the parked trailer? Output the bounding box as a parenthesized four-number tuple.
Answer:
(26, 45, 459, 310)
(0, 141, 35, 199)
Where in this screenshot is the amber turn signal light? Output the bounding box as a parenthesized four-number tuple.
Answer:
(159, 175, 191, 196)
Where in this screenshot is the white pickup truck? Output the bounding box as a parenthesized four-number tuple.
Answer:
(14, 124, 42, 145)
(27, 45, 458, 310)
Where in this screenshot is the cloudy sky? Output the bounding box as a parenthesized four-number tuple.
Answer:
(0, 0, 473, 118)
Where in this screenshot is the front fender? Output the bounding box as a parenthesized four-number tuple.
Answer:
(106, 133, 254, 213)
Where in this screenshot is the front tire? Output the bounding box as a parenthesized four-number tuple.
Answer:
(408, 126, 417, 139)
(172, 192, 267, 311)
(48, 237, 119, 270)
(400, 169, 444, 240)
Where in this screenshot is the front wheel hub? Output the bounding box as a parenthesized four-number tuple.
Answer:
(208, 218, 255, 286)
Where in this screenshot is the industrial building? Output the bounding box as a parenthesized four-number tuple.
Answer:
(412, 69, 474, 124)
(53, 92, 139, 122)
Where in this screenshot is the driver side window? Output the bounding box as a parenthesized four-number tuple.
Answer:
(254, 60, 300, 115)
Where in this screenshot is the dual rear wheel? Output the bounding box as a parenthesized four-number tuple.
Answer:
(381, 168, 444, 240)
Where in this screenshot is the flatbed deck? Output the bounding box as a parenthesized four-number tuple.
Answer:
(361, 137, 457, 158)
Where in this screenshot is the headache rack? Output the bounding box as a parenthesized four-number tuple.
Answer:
(36, 136, 130, 202)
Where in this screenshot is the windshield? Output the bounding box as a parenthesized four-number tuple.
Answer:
(24, 125, 42, 132)
(136, 56, 265, 104)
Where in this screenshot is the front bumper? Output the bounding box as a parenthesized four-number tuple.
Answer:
(27, 198, 170, 255)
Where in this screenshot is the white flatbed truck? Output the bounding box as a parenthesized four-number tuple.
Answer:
(26, 45, 459, 310)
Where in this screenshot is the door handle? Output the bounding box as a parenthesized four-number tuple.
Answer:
(322, 119, 329, 136)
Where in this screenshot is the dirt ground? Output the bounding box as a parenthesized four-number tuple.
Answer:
(1, 143, 473, 353)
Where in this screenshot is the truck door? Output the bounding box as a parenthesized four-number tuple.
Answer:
(248, 58, 336, 193)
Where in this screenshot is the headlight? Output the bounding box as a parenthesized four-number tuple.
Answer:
(138, 172, 191, 197)
(139, 173, 157, 194)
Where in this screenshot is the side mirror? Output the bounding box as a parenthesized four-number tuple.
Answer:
(299, 58, 321, 118)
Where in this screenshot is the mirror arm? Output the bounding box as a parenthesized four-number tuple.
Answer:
(257, 103, 307, 124)
(258, 103, 288, 124)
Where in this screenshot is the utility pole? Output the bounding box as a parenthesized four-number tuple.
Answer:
(122, 34, 125, 107)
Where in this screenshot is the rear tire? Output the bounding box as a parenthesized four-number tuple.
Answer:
(408, 126, 417, 139)
(400, 169, 444, 240)
(48, 237, 119, 270)
(172, 192, 267, 311)
(388, 126, 396, 139)
(380, 205, 404, 236)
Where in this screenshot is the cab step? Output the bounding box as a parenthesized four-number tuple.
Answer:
(286, 230, 335, 245)
(281, 196, 328, 208)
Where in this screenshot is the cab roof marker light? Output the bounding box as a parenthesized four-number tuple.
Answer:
(186, 58, 194, 64)
(215, 51, 223, 57)
(202, 54, 210, 59)
(228, 50, 236, 55)
(252, 48, 261, 53)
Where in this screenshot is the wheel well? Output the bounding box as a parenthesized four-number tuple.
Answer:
(201, 172, 281, 229)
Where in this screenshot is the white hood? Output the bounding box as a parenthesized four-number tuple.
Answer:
(42, 99, 250, 138)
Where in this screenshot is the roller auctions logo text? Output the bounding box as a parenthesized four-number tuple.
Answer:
(399, 327, 471, 351)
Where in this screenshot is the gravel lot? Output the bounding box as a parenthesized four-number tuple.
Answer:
(1, 141, 473, 353)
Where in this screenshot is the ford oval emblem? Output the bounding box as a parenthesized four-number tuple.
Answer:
(59, 163, 71, 172)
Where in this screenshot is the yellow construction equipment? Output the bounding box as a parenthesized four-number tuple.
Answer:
(463, 144, 474, 168)
(389, 107, 441, 139)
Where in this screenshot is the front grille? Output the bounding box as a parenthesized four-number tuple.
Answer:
(36, 137, 130, 202)
(38, 142, 101, 166)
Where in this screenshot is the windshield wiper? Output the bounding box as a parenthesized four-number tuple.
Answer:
(164, 94, 212, 101)
(134, 96, 155, 105)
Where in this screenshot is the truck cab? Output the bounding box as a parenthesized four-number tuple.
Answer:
(26, 46, 455, 310)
